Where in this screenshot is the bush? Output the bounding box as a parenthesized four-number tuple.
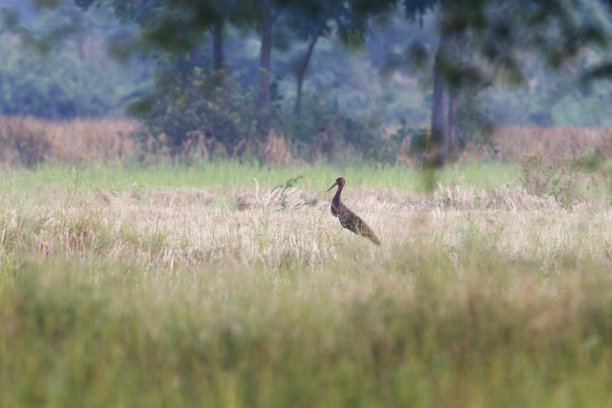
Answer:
(133, 69, 385, 164)
(131, 67, 259, 160)
(272, 94, 380, 162)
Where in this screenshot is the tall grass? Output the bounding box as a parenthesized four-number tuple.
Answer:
(2, 116, 612, 168)
(492, 125, 612, 161)
(0, 116, 139, 167)
(1, 163, 611, 406)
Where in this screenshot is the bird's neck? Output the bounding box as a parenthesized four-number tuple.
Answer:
(332, 184, 343, 207)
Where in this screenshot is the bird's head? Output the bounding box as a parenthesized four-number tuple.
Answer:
(326, 176, 345, 192)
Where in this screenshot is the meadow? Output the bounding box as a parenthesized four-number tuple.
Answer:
(0, 157, 611, 408)
(1, 118, 612, 406)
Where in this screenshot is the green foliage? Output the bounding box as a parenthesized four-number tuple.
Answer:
(132, 65, 387, 162)
(2, 253, 610, 407)
(132, 67, 259, 157)
(385, 94, 494, 166)
(0, 34, 144, 118)
(385, 123, 429, 163)
(456, 92, 494, 145)
(5, 0, 612, 169)
(273, 93, 380, 162)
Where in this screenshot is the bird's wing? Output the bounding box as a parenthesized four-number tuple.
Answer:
(338, 207, 381, 245)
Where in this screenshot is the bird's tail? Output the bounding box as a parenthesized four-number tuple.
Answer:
(363, 229, 381, 246)
(368, 234, 381, 246)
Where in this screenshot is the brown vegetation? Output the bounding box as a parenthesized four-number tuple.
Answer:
(257, 130, 294, 166)
(1, 181, 609, 271)
(1, 117, 612, 167)
(0, 116, 141, 167)
(492, 125, 612, 162)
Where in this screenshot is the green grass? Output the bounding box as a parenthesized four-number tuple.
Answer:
(4, 160, 520, 192)
(0, 161, 611, 407)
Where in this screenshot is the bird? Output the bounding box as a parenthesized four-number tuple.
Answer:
(326, 176, 381, 245)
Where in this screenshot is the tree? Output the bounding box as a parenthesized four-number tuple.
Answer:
(81, 0, 282, 130)
(429, 1, 467, 166)
(282, 1, 355, 114)
(395, 0, 611, 165)
(0, 0, 148, 118)
(254, 0, 281, 129)
(8, 0, 611, 163)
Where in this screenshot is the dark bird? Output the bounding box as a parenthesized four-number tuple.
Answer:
(326, 177, 381, 245)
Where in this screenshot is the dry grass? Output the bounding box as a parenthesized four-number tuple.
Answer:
(2, 111, 612, 406)
(257, 131, 295, 166)
(1, 165, 612, 406)
(2, 117, 612, 168)
(492, 126, 612, 161)
(1, 180, 609, 272)
(0, 116, 141, 167)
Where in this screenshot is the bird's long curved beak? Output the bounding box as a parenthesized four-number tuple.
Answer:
(326, 181, 338, 193)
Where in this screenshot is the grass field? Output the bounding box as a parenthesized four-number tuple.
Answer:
(1, 161, 611, 407)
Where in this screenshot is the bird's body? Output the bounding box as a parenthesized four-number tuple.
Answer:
(327, 177, 380, 245)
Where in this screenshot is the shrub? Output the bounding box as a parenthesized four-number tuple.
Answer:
(273, 93, 381, 163)
(131, 68, 259, 160)
(133, 71, 383, 164)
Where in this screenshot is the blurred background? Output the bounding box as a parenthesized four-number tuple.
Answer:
(1, 0, 611, 168)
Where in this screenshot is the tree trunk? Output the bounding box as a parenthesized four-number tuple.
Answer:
(445, 26, 465, 159)
(429, 22, 464, 166)
(257, 0, 274, 130)
(190, 47, 202, 66)
(446, 86, 459, 156)
(212, 19, 225, 72)
(295, 34, 319, 115)
(430, 32, 450, 167)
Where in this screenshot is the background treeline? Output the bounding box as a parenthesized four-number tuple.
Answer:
(2, 0, 612, 165)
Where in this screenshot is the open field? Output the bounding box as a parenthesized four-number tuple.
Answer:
(1, 161, 611, 407)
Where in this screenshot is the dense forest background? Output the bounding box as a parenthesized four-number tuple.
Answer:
(2, 0, 612, 165)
